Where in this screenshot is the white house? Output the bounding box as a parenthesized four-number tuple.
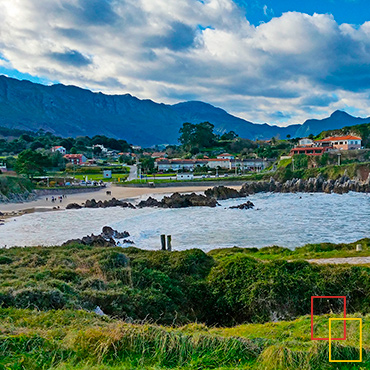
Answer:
(0, 163, 7, 173)
(230, 159, 269, 171)
(93, 144, 108, 154)
(207, 159, 231, 169)
(51, 146, 67, 155)
(155, 159, 207, 171)
(217, 153, 235, 160)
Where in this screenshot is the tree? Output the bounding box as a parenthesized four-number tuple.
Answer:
(220, 131, 238, 141)
(15, 149, 51, 178)
(286, 134, 291, 139)
(140, 157, 155, 173)
(93, 146, 102, 156)
(179, 122, 217, 150)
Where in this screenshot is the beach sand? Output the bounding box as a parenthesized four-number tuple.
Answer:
(0, 184, 241, 217)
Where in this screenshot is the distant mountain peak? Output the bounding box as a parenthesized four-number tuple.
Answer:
(0, 75, 369, 145)
(330, 110, 351, 118)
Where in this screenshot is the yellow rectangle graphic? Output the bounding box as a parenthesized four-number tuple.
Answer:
(329, 318, 362, 363)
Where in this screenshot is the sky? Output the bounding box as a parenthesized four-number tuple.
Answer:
(1, 0, 370, 127)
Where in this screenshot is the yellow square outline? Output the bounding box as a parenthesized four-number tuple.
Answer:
(329, 318, 362, 363)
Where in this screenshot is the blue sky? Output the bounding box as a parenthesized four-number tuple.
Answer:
(1, 0, 370, 126)
(234, 0, 370, 25)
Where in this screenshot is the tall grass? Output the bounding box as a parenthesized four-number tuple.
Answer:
(0, 309, 369, 370)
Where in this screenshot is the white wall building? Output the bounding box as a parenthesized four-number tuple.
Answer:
(51, 146, 67, 155)
(216, 153, 235, 160)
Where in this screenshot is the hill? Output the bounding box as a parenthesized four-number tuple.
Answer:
(0, 75, 298, 146)
(1, 75, 370, 146)
(295, 110, 370, 138)
(316, 121, 370, 147)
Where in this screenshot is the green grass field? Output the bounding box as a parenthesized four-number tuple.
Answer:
(73, 173, 128, 182)
(0, 308, 367, 369)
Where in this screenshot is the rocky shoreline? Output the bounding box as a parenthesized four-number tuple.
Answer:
(239, 175, 370, 195)
(63, 175, 370, 212)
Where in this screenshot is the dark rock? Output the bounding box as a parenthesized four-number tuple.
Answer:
(102, 226, 129, 239)
(66, 203, 82, 209)
(137, 196, 162, 208)
(204, 186, 242, 200)
(62, 226, 132, 247)
(72, 198, 135, 209)
(138, 192, 219, 208)
(230, 201, 255, 210)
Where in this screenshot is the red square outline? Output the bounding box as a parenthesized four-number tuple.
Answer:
(311, 296, 346, 341)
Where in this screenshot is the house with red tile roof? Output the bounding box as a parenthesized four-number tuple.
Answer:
(316, 135, 362, 150)
(51, 146, 66, 155)
(64, 154, 87, 165)
(217, 153, 235, 160)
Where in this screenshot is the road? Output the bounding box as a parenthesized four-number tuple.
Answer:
(127, 165, 138, 181)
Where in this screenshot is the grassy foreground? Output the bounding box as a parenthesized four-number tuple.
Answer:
(0, 308, 367, 369)
(1, 240, 370, 369)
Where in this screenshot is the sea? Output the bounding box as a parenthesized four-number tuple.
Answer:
(0, 192, 369, 251)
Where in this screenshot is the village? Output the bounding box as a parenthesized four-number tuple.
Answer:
(0, 122, 368, 188)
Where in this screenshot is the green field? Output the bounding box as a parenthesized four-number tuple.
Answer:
(73, 173, 128, 182)
(0, 308, 367, 370)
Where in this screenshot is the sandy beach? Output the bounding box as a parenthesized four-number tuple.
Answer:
(0, 184, 241, 217)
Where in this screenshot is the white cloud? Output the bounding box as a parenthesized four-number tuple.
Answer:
(0, 0, 370, 126)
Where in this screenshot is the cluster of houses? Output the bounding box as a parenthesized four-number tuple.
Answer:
(155, 153, 270, 172)
(51, 145, 124, 165)
(290, 135, 362, 156)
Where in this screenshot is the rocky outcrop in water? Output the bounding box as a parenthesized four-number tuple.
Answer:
(62, 226, 133, 247)
(239, 175, 370, 195)
(66, 198, 135, 210)
(204, 186, 242, 200)
(138, 192, 219, 208)
(102, 226, 129, 239)
(229, 201, 255, 210)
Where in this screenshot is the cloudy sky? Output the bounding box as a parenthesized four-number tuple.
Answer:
(1, 0, 370, 126)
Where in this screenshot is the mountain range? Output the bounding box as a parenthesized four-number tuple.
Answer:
(0, 75, 369, 146)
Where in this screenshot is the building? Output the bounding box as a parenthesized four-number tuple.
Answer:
(316, 135, 362, 150)
(230, 159, 269, 171)
(290, 147, 328, 156)
(93, 144, 108, 154)
(217, 153, 235, 160)
(207, 158, 231, 169)
(151, 152, 167, 158)
(64, 154, 87, 165)
(51, 146, 66, 155)
(0, 163, 7, 173)
(155, 159, 207, 171)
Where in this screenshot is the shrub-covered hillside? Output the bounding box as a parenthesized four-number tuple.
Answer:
(1, 240, 370, 327)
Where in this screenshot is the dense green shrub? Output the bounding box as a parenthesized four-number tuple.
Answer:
(1, 243, 370, 327)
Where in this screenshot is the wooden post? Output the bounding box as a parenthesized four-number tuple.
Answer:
(167, 235, 172, 251)
(160, 234, 166, 250)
